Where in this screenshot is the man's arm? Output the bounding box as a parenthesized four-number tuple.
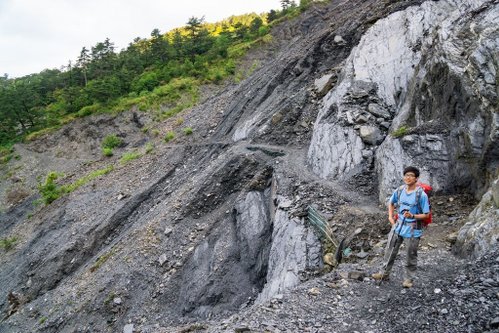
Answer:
(388, 203, 396, 225)
(407, 211, 429, 220)
(409, 192, 430, 220)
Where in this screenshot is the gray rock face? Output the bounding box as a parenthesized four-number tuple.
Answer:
(256, 208, 321, 303)
(308, 0, 497, 203)
(175, 189, 273, 317)
(376, 0, 498, 200)
(454, 176, 499, 258)
(493, 178, 499, 208)
(308, 124, 364, 179)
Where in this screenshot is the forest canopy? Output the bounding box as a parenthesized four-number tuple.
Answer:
(0, 0, 314, 151)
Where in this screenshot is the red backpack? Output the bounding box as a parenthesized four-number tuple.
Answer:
(396, 182, 433, 227)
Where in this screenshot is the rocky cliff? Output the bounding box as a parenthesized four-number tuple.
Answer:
(0, 0, 497, 332)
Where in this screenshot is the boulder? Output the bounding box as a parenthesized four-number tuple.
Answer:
(334, 35, 346, 44)
(367, 103, 391, 119)
(314, 74, 336, 97)
(123, 324, 134, 333)
(359, 126, 382, 145)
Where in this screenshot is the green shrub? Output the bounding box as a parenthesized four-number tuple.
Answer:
(175, 117, 184, 126)
(38, 172, 63, 204)
(0, 236, 18, 251)
(145, 143, 154, 154)
(102, 134, 122, 149)
(102, 147, 114, 157)
(131, 71, 160, 93)
(258, 26, 270, 36)
(391, 125, 409, 138)
(120, 151, 142, 164)
(164, 131, 175, 142)
(101, 134, 122, 157)
(77, 104, 101, 118)
(183, 127, 193, 135)
(0, 145, 14, 165)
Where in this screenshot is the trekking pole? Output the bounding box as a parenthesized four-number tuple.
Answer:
(378, 212, 406, 286)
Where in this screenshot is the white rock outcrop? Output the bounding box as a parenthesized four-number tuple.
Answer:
(308, 0, 498, 203)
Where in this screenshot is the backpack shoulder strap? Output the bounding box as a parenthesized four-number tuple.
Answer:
(415, 186, 423, 214)
(396, 185, 404, 208)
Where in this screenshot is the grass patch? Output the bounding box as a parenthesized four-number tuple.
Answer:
(120, 151, 142, 164)
(113, 77, 200, 120)
(175, 117, 184, 126)
(101, 134, 122, 157)
(0, 145, 15, 165)
(183, 127, 193, 135)
(25, 127, 60, 142)
(164, 131, 175, 142)
(76, 104, 103, 118)
(63, 165, 114, 193)
(391, 125, 409, 138)
(145, 142, 154, 154)
(38, 166, 114, 205)
(0, 236, 18, 251)
(90, 249, 116, 272)
(102, 134, 122, 149)
(102, 147, 113, 157)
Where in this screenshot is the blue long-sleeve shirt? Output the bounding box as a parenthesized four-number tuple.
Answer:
(390, 186, 430, 238)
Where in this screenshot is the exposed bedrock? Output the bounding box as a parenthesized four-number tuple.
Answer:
(174, 189, 273, 317)
(307, 0, 498, 202)
(454, 176, 499, 258)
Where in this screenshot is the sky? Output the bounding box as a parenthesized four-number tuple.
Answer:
(0, 0, 282, 78)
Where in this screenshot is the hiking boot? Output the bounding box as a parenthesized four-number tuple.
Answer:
(371, 272, 390, 281)
(402, 279, 413, 288)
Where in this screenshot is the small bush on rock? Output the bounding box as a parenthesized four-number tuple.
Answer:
(391, 125, 409, 138)
(164, 131, 175, 142)
(101, 134, 122, 156)
(102, 147, 113, 157)
(38, 172, 63, 204)
(0, 236, 18, 251)
(120, 151, 142, 164)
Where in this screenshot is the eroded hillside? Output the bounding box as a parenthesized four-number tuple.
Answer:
(0, 0, 498, 332)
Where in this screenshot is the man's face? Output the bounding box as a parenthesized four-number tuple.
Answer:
(403, 172, 418, 185)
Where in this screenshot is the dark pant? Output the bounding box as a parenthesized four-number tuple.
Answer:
(384, 230, 420, 281)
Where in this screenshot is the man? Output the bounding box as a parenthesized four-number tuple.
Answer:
(372, 166, 430, 288)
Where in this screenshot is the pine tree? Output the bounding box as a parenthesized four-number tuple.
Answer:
(77, 47, 90, 86)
